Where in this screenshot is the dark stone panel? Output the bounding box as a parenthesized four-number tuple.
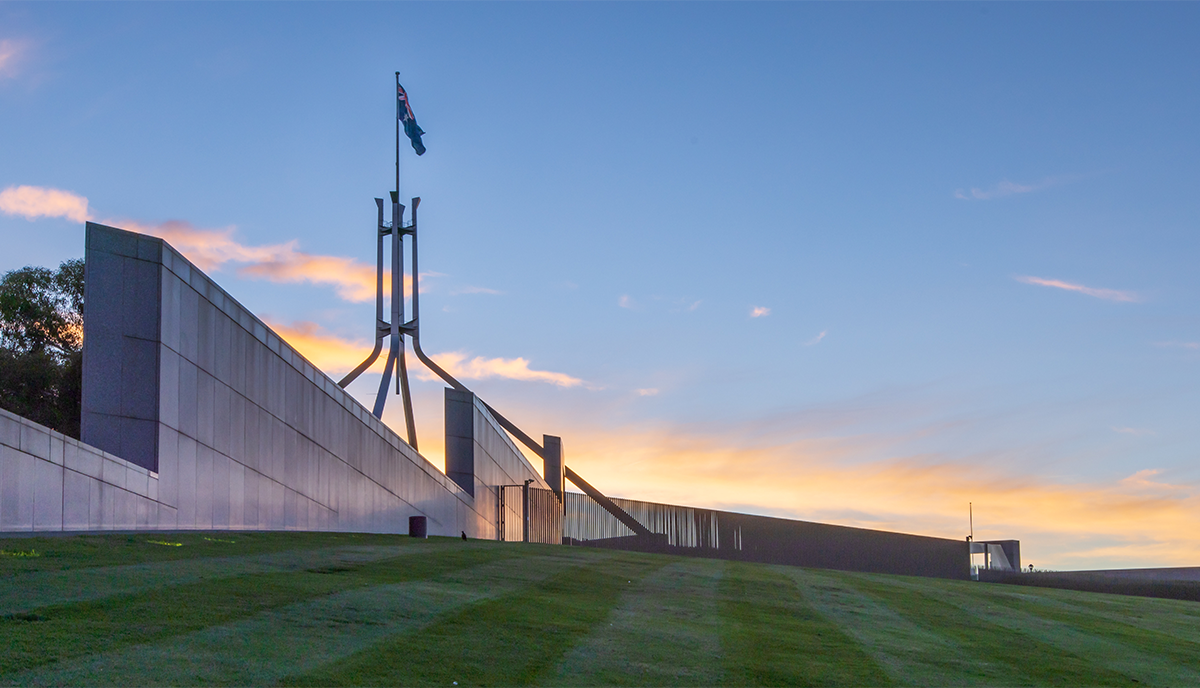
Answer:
(137, 236, 163, 263)
(81, 411, 122, 458)
(444, 436, 475, 496)
(444, 394, 474, 439)
(122, 257, 161, 342)
(82, 333, 123, 417)
(82, 251, 124, 338)
(120, 337, 159, 420)
(119, 417, 159, 472)
(86, 222, 138, 258)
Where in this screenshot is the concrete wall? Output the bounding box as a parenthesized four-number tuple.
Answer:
(62, 221, 548, 537)
(1, 407, 173, 531)
(445, 388, 553, 541)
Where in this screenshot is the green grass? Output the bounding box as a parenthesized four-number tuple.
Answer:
(2, 532, 1199, 686)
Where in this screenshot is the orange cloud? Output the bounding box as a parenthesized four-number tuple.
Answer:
(1014, 275, 1139, 303)
(0, 185, 90, 223)
(113, 219, 381, 302)
(531, 417, 1200, 570)
(417, 351, 585, 388)
(263, 318, 585, 389)
(750, 306, 771, 318)
(262, 319, 382, 375)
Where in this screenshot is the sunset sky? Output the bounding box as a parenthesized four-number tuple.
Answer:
(3, 3, 1199, 570)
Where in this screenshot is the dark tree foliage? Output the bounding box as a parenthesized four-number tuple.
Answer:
(0, 259, 84, 438)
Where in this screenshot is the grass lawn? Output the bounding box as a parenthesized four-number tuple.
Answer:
(2, 532, 1199, 686)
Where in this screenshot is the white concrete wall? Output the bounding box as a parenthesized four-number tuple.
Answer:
(0, 407, 172, 531)
(59, 221, 539, 538)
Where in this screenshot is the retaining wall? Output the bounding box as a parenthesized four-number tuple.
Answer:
(0, 221, 538, 536)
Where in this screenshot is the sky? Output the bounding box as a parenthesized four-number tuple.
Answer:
(2, 2, 1199, 570)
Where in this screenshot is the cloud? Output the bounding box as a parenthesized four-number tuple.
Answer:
(552, 418, 1200, 569)
(618, 295, 634, 309)
(0, 184, 447, 303)
(636, 388, 659, 397)
(750, 306, 770, 318)
(263, 319, 381, 376)
(954, 175, 1072, 201)
(110, 219, 383, 302)
(687, 300, 702, 312)
(451, 285, 502, 295)
(1013, 275, 1139, 303)
(416, 351, 585, 388)
(1156, 341, 1200, 350)
(0, 185, 90, 223)
(0, 39, 29, 79)
(804, 330, 827, 346)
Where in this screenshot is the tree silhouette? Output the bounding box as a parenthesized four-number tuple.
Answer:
(0, 259, 84, 438)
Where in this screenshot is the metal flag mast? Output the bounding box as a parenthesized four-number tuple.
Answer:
(338, 72, 417, 447)
(336, 73, 653, 540)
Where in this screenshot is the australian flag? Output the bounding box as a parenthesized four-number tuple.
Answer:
(397, 83, 426, 156)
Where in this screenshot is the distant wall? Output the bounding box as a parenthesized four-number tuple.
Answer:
(71, 221, 525, 536)
(565, 491, 969, 580)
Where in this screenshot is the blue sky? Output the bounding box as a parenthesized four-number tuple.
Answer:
(3, 2, 1199, 569)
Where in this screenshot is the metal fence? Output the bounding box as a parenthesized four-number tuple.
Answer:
(563, 491, 721, 549)
(498, 484, 562, 545)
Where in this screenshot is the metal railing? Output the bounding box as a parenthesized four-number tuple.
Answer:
(563, 491, 720, 549)
(498, 484, 562, 545)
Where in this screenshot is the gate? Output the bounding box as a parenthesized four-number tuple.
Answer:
(498, 483, 562, 544)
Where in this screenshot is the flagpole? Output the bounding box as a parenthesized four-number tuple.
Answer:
(400, 71, 405, 196)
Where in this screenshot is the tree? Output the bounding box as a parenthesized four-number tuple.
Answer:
(0, 259, 84, 438)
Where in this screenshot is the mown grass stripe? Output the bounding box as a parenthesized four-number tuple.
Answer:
(787, 568, 983, 686)
(972, 583, 1200, 655)
(548, 557, 727, 686)
(0, 544, 521, 678)
(280, 551, 666, 687)
(718, 562, 893, 687)
(4, 550, 604, 687)
(0, 531, 416, 575)
(847, 573, 1190, 686)
(0, 543, 441, 615)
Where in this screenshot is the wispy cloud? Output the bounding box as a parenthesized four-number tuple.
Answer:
(0, 39, 29, 79)
(955, 175, 1072, 201)
(417, 351, 585, 388)
(618, 295, 635, 309)
(451, 285, 502, 296)
(1113, 427, 1155, 437)
(1014, 275, 1139, 303)
(266, 318, 586, 389)
(750, 306, 771, 318)
(636, 388, 659, 397)
(116, 219, 383, 302)
(0, 185, 90, 223)
(1155, 341, 1200, 350)
(0, 183, 446, 303)
(804, 330, 827, 346)
(687, 300, 702, 312)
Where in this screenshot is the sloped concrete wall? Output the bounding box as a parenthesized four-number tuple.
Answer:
(0, 407, 173, 531)
(74, 221, 515, 537)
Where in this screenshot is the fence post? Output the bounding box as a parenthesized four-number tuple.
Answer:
(522, 479, 533, 543)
